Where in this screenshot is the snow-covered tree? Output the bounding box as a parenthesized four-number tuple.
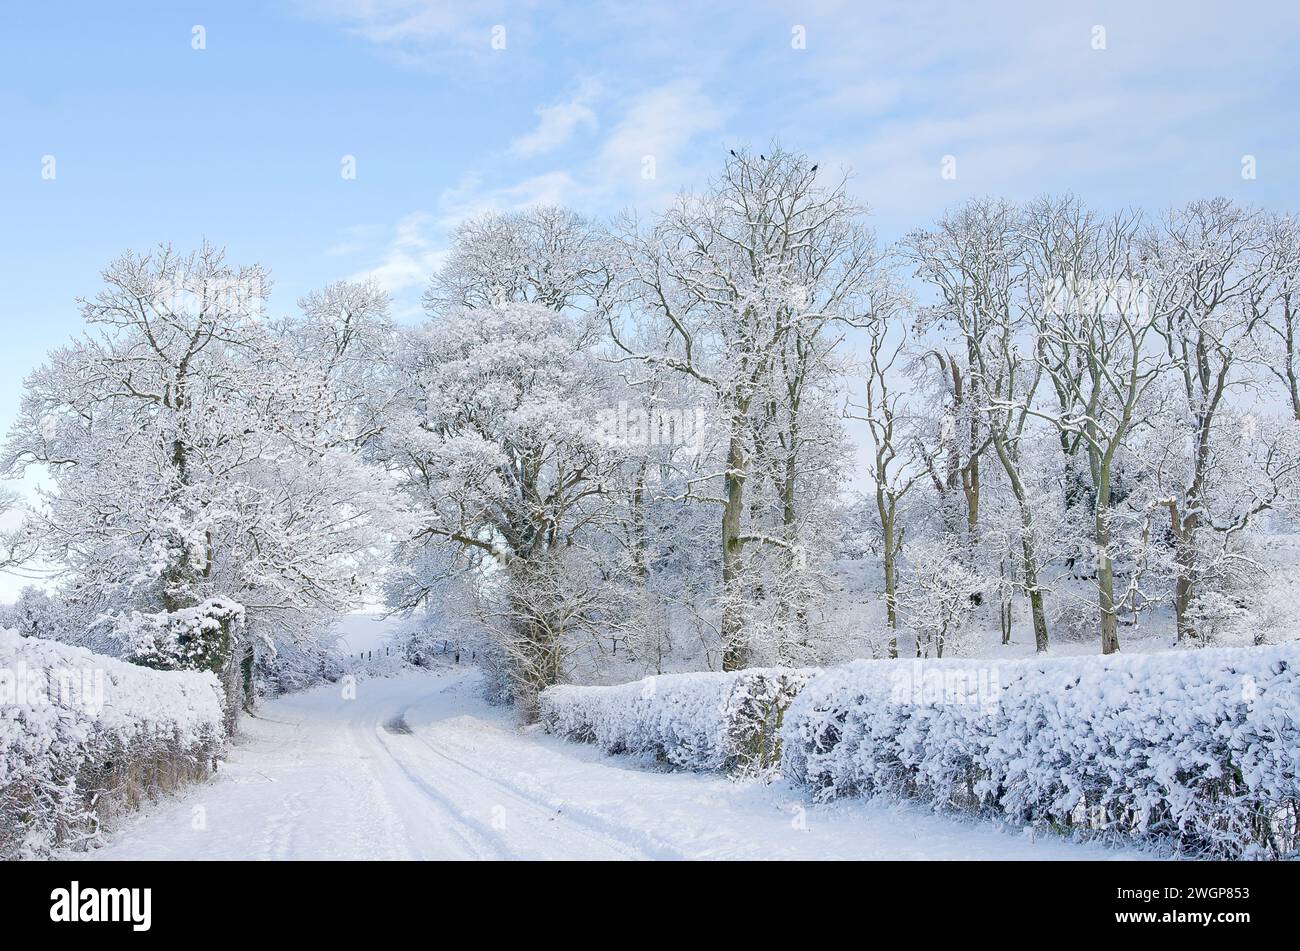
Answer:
(1141, 199, 1275, 641)
(896, 538, 985, 658)
(610, 146, 877, 669)
(0, 586, 71, 642)
(845, 300, 922, 656)
(1258, 212, 1300, 421)
(1020, 199, 1161, 653)
(283, 277, 396, 448)
(425, 206, 611, 314)
(905, 198, 1055, 652)
(2, 246, 393, 708)
(378, 302, 626, 706)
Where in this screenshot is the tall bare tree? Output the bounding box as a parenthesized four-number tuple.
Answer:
(1144, 199, 1272, 642)
(905, 199, 1053, 652)
(847, 310, 922, 656)
(1021, 198, 1159, 653)
(1258, 213, 1300, 421)
(610, 146, 877, 669)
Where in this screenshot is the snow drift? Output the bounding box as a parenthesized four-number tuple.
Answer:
(540, 667, 812, 776)
(781, 647, 1300, 858)
(0, 628, 225, 859)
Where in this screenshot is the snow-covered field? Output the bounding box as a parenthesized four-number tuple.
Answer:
(74, 668, 1146, 861)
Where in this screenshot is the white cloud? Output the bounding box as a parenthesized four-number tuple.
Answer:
(510, 82, 602, 158)
(337, 76, 727, 322)
(510, 101, 596, 157)
(321, 2, 1300, 313)
(434, 171, 583, 227)
(596, 79, 726, 184)
(820, 79, 905, 118)
(427, 79, 727, 222)
(323, 223, 384, 258)
(292, 0, 514, 60)
(349, 212, 446, 299)
(344, 171, 582, 312)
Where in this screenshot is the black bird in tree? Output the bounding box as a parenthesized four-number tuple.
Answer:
(811, 164, 818, 172)
(730, 149, 737, 157)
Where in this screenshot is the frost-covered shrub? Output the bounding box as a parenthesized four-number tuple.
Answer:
(0, 628, 225, 859)
(0, 587, 74, 643)
(783, 646, 1300, 858)
(116, 597, 245, 674)
(540, 668, 812, 776)
(896, 540, 985, 657)
(115, 598, 247, 730)
(255, 637, 344, 697)
(1185, 592, 1255, 646)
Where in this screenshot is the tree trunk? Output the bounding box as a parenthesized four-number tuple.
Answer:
(1019, 520, 1049, 653)
(1019, 535, 1050, 654)
(878, 490, 900, 659)
(1096, 506, 1120, 654)
(721, 422, 749, 671)
(779, 449, 810, 644)
(1173, 522, 1198, 643)
(1026, 575, 1049, 654)
(631, 465, 650, 578)
(999, 558, 1013, 645)
(1172, 471, 1204, 643)
(992, 433, 1050, 652)
(883, 541, 899, 656)
(1084, 437, 1122, 654)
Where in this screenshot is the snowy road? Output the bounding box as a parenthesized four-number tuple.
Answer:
(81, 669, 1142, 860)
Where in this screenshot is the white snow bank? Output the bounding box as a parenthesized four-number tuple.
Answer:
(541, 667, 812, 776)
(782, 647, 1300, 858)
(1, 628, 225, 859)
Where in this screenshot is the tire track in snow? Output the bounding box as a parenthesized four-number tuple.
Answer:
(371, 721, 646, 860)
(341, 689, 491, 860)
(394, 713, 687, 860)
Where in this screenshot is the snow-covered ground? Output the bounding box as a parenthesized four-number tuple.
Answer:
(75, 668, 1148, 861)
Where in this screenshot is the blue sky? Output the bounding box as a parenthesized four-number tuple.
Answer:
(1, 0, 1298, 438)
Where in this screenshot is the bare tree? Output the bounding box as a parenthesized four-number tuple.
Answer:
(610, 146, 876, 669)
(1144, 199, 1272, 642)
(905, 199, 1053, 652)
(1258, 212, 1300, 421)
(846, 311, 922, 656)
(1021, 198, 1159, 653)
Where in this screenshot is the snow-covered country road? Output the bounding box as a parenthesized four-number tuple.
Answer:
(81, 670, 1142, 860)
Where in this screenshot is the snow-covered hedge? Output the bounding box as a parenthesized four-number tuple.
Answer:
(0, 628, 225, 859)
(540, 668, 812, 776)
(782, 646, 1300, 858)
